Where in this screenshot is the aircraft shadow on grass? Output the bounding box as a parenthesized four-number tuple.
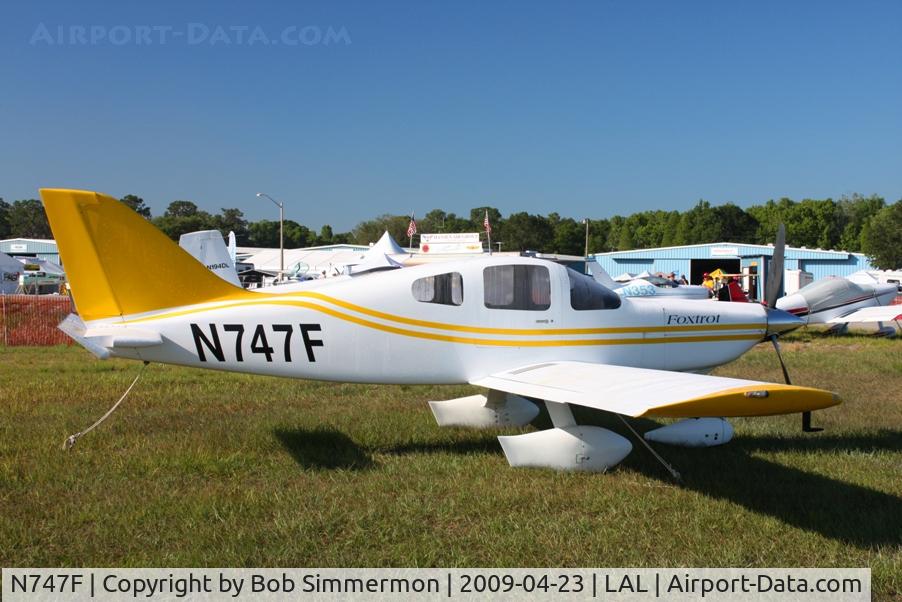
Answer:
(576, 408, 902, 549)
(629, 434, 902, 549)
(273, 410, 902, 548)
(273, 427, 375, 471)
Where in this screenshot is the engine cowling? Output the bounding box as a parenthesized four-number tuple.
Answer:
(644, 417, 733, 447)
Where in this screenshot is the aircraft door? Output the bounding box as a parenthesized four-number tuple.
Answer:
(477, 263, 561, 348)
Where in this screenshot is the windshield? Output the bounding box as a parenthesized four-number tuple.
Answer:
(567, 268, 621, 310)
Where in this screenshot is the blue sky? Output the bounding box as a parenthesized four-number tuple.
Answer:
(1, 0, 900, 231)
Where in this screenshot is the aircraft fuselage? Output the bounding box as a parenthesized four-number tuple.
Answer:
(102, 257, 768, 384)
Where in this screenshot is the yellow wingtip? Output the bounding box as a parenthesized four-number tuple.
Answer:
(643, 383, 842, 418)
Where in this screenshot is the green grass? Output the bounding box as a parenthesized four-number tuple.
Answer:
(1, 332, 900, 597)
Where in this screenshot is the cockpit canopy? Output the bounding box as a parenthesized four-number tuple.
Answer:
(798, 278, 869, 313)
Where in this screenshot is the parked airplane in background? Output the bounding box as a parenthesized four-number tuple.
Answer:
(588, 264, 710, 300)
(179, 230, 242, 287)
(180, 229, 409, 292)
(44, 189, 839, 473)
(776, 272, 900, 336)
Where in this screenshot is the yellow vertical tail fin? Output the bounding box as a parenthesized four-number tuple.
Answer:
(40, 188, 249, 321)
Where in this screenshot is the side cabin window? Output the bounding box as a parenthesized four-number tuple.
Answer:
(567, 267, 621, 310)
(483, 265, 551, 310)
(412, 272, 463, 306)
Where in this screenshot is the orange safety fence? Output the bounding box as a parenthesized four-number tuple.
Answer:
(0, 295, 75, 346)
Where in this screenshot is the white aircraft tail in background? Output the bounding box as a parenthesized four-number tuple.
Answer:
(589, 262, 710, 300)
(227, 231, 237, 266)
(179, 230, 242, 287)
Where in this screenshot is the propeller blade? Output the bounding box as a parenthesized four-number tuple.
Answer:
(765, 224, 786, 308)
(769, 334, 792, 385)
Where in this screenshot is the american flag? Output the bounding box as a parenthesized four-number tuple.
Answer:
(483, 210, 492, 235)
(407, 214, 417, 238)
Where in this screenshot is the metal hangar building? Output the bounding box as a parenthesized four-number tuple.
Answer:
(592, 243, 874, 302)
(0, 238, 61, 264)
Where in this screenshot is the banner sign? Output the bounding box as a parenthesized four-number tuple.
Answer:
(419, 233, 483, 254)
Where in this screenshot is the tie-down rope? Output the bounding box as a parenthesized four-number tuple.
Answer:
(63, 361, 148, 451)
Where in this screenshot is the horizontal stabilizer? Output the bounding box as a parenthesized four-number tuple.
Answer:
(83, 325, 163, 348)
(58, 313, 162, 356)
(58, 314, 110, 359)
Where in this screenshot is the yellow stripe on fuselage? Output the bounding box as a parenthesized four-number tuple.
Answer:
(117, 294, 764, 348)
(121, 291, 763, 337)
(242, 299, 762, 347)
(292, 291, 760, 335)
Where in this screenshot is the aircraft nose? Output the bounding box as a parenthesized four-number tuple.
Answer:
(765, 307, 804, 337)
(775, 292, 806, 313)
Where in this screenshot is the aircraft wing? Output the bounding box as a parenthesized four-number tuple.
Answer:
(470, 361, 839, 418)
(827, 305, 902, 324)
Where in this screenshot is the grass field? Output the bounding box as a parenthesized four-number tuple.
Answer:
(1, 332, 900, 597)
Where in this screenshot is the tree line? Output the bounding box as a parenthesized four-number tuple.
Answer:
(1, 193, 899, 269)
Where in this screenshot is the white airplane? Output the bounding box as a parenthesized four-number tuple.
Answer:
(179, 230, 242, 287)
(589, 264, 710, 300)
(776, 272, 900, 336)
(182, 229, 409, 289)
(45, 189, 839, 473)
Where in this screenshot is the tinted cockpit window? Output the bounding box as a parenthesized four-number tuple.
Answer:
(412, 272, 463, 306)
(483, 265, 551, 310)
(567, 267, 621, 310)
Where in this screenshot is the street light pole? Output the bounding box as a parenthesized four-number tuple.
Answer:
(256, 192, 284, 282)
(583, 218, 590, 274)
